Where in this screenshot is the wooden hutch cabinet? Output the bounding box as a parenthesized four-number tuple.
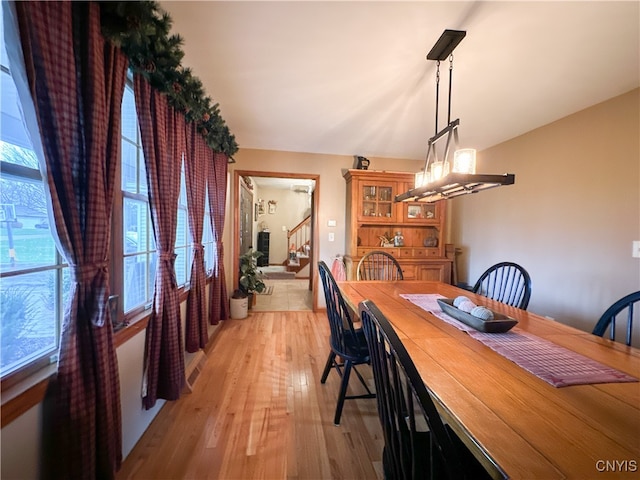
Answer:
(344, 169, 452, 282)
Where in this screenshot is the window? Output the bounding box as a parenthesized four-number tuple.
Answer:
(1, 34, 198, 380)
(0, 31, 67, 380)
(121, 84, 156, 314)
(202, 188, 215, 275)
(174, 159, 191, 287)
(119, 82, 191, 315)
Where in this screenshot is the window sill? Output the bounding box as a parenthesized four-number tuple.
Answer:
(114, 309, 151, 348)
(0, 279, 198, 428)
(1, 362, 55, 428)
(1, 310, 152, 428)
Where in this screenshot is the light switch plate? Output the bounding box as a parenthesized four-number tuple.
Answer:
(327, 219, 337, 227)
(633, 240, 640, 258)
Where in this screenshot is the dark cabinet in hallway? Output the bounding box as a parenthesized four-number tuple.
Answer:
(257, 231, 270, 266)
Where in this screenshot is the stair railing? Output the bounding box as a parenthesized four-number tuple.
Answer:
(287, 215, 311, 264)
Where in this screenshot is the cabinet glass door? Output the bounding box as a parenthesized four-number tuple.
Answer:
(361, 183, 393, 220)
(406, 203, 437, 221)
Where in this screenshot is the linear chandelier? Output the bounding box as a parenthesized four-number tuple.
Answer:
(395, 30, 515, 204)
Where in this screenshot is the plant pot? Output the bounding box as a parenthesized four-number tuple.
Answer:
(230, 296, 248, 319)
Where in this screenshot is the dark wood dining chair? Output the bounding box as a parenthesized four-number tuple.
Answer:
(357, 250, 404, 281)
(359, 300, 493, 480)
(318, 261, 375, 425)
(592, 291, 640, 346)
(472, 262, 531, 310)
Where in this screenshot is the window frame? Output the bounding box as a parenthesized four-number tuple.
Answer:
(0, 65, 65, 387)
(174, 156, 191, 288)
(202, 186, 215, 277)
(112, 80, 157, 326)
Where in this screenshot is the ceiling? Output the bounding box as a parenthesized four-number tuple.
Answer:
(159, 1, 639, 162)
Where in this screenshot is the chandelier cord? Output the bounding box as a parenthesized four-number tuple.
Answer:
(448, 54, 454, 125)
(435, 60, 440, 136)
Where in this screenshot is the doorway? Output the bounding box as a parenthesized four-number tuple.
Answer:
(233, 170, 320, 311)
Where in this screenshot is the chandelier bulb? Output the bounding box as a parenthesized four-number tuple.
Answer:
(453, 148, 477, 174)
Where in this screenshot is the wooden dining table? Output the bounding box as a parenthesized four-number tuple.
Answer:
(338, 280, 640, 480)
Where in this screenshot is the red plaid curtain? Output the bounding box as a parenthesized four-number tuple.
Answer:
(13, 2, 126, 478)
(134, 75, 186, 408)
(208, 152, 230, 324)
(184, 123, 208, 352)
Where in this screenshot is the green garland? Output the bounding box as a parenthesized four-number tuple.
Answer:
(99, 1, 238, 157)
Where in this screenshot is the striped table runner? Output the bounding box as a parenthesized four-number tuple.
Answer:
(400, 294, 638, 387)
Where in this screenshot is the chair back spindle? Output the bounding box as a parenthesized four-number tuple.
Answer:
(359, 300, 492, 479)
(357, 250, 404, 281)
(592, 291, 640, 346)
(318, 261, 375, 424)
(472, 262, 531, 310)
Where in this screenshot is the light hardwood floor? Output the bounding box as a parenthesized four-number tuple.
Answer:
(252, 279, 313, 312)
(117, 311, 384, 480)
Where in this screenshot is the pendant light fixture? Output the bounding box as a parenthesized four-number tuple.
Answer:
(396, 30, 515, 203)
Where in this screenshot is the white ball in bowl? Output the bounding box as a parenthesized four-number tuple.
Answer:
(471, 306, 494, 320)
(458, 300, 477, 313)
(453, 295, 471, 307)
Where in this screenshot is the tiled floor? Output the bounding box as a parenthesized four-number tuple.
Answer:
(251, 278, 313, 311)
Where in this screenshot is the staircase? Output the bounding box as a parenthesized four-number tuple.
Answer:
(285, 215, 311, 273)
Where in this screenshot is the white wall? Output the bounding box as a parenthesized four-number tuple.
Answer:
(1, 403, 41, 479)
(117, 329, 165, 458)
(450, 88, 640, 342)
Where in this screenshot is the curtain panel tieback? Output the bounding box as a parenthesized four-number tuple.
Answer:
(192, 243, 204, 253)
(158, 251, 178, 288)
(70, 261, 108, 284)
(215, 242, 224, 275)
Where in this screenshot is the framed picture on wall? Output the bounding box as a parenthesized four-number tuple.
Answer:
(254, 203, 259, 221)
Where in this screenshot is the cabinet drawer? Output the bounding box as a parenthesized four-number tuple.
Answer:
(397, 248, 440, 258)
(357, 247, 398, 256)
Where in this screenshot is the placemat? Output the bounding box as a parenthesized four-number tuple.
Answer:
(400, 294, 638, 387)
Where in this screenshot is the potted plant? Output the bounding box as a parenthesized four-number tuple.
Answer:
(239, 249, 266, 307)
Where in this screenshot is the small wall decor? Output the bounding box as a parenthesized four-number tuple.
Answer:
(268, 200, 277, 214)
(257, 199, 265, 215)
(254, 203, 259, 221)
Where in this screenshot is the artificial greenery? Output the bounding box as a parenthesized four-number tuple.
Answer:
(99, 1, 238, 156)
(239, 250, 266, 294)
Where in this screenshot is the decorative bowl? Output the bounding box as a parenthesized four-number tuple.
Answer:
(437, 298, 518, 333)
